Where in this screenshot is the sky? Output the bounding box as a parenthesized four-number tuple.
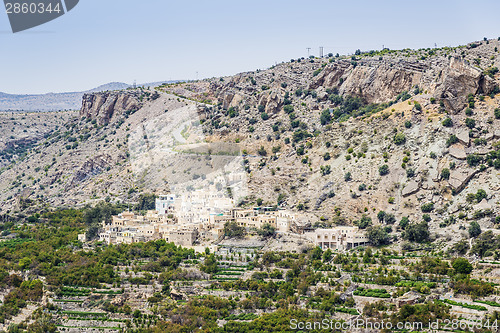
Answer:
(1, 0, 500, 94)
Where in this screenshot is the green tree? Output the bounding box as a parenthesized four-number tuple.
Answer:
(322, 249, 332, 262)
(200, 254, 218, 274)
(377, 211, 386, 223)
(320, 109, 331, 125)
(367, 226, 390, 247)
(475, 189, 487, 202)
(452, 257, 473, 275)
(356, 215, 372, 229)
(224, 222, 246, 238)
(257, 223, 276, 238)
(135, 193, 157, 211)
(469, 221, 482, 238)
(404, 221, 429, 243)
(399, 216, 410, 230)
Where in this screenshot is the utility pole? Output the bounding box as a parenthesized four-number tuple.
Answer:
(306, 47, 311, 57)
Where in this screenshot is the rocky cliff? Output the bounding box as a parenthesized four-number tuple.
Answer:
(80, 91, 142, 125)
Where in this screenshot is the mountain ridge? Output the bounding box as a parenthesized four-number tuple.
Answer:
(0, 81, 178, 111)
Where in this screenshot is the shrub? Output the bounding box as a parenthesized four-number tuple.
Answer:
(320, 165, 331, 176)
(261, 112, 269, 120)
(404, 121, 412, 128)
(495, 108, 500, 119)
(406, 168, 415, 178)
(356, 215, 372, 229)
(257, 146, 267, 156)
(469, 221, 482, 238)
(446, 134, 458, 147)
(393, 132, 406, 145)
(320, 109, 332, 125)
(441, 168, 450, 180)
(465, 118, 476, 129)
(404, 221, 430, 243)
(452, 258, 473, 274)
(344, 172, 352, 181)
(283, 105, 294, 114)
(379, 164, 389, 176)
(442, 118, 453, 127)
(467, 154, 482, 167)
(421, 202, 434, 212)
(385, 213, 396, 224)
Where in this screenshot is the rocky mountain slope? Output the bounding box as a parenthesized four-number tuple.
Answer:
(1, 38, 500, 251)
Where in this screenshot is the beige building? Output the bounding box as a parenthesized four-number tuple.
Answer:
(307, 226, 368, 250)
(163, 225, 198, 247)
(231, 208, 293, 232)
(99, 210, 199, 246)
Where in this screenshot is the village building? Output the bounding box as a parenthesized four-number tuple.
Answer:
(306, 226, 369, 250)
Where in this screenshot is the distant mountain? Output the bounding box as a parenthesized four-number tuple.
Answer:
(0, 81, 176, 112)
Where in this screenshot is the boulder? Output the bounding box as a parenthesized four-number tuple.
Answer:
(473, 199, 492, 211)
(402, 180, 420, 197)
(456, 129, 470, 146)
(449, 168, 478, 193)
(449, 143, 467, 160)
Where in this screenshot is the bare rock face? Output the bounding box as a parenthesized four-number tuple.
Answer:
(69, 154, 112, 186)
(80, 91, 141, 125)
(309, 57, 493, 112)
(258, 90, 283, 114)
(402, 180, 420, 197)
(449, 143, 467, 160)
(456, 129, 470, 146)
(310, 60, 422, 104)
(340, 63, 422, 103)
(449, 168, 479, 193)
(434, 57, 486, 112)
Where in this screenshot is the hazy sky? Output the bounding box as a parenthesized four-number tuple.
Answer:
(1, 0, 500, 94)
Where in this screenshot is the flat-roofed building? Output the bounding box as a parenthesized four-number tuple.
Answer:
(307, 226, 368, 250)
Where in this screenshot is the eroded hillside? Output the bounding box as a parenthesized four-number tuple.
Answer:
(1, 39, 500, 251)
